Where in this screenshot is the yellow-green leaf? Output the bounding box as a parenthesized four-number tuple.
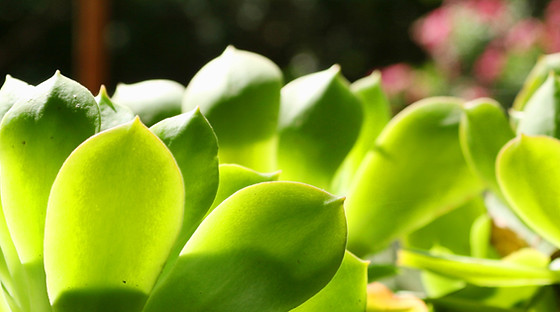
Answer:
(182, 46, 282, 172)
(112, 79, 184, 126)
(497, 135, 560, 249)
(345, 97, 482, 256)
(44, 118, 184, 312)
(278, 65, 362, 190)
(144, 182, 346, 312)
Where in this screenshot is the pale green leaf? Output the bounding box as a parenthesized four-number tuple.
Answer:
(497, 135, 560, 249)
(332, 71, 391, 194)
(292, 251, 368, 312)
(95, 85, 134, 131)
(144, 182, 346, 312)
(44, 118, 184, 312)
(182, 46, 282, 172)
(208, 163, 278, 214)
(150, 108, 219, 269)
(513, 53, 560, 111)
(459, 98, 514, 194)
(278, 65, 362, 190)
(345, 97, 482, 256)
(399, 248, 560, 287)
(404, 196, 486, 256)
(516, 73, 560, 138)
(0, 75, 32, 121)
(112, 79, 184, 126)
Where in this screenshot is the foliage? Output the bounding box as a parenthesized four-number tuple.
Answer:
(2, 45, 560, 311)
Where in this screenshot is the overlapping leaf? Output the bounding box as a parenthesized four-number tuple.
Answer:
(44, 118, 184, 312)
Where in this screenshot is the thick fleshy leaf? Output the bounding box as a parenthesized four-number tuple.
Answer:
(0, 71, 100, 265)
(404, 196, 486, 256)
(112, 79, 184, 126)
(513, 52, 560, 111)
(332, 71, 391, 194)
(496, 135, 560, 248)
(516, 73, 560, 138)
(182, 46, 282, 172)
(150, 108, 219, 262)
(459, 98, 514, 194)
(0, 75, 32, 121)
(209, 163, 278, 214)
(399, 248, 559, 287)
(345, 97, 482, 256)
(0, 71, 100, 311)
(292, 251, 368, 312)
(425, 249, 550, 311)
(44, 118, 184, 311)
(366, 282, 428, 312)
(95, 85, 135, 131)
(144, 182, 347, 312)
(278, 65, 362, 190)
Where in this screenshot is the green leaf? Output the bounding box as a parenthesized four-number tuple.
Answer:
(112, 79, 184, 126)
(150, 108, 219, 263)
(404, 196, 486, 256)
(332, 71, 391, 194)
(292, 251, 368, 312)
(459, 98, 514, 194)
(182, 46, 282, 172)
(278, 65, 363, 190)
(0, 75, 32, 121)
(95, 85, 134, 131)
(345, 97, 482, 256)
(496, 135, 560, 249)
(513, 53, 560, 111)
(208, 163, 279, 214)
(0, 71, 100, 311)
(470, 214, 493, 259)
(44, 118, 184, 312)
(399, 248, 559, 287)
(516, 73, 560, 138)
(144, 182, 347, 312)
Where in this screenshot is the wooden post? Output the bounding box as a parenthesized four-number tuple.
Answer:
(74, 0, 108, 92)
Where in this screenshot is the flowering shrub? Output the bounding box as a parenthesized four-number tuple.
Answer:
(382, 0, 560, 109)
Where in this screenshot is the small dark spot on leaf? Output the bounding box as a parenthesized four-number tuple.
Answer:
(50, 136, 54, 140)
(122, 280, 126, 284)
(22, 141, 25, 145)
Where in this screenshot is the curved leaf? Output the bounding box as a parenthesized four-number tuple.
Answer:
(345, 97, 482, 256)
(95, 85, 135, 131)
(399, 248, 559, 287)
(0, 71, 100, 311)
(182, 46, 282, 171)
(516, 73, 560, 138)
(497, 135, 560, 248)
(150, 108, 219, 254)
(278, 65, 363, 190)
(209, 163, 278, 214)
(332, 71, 391, 194)
(404, 196, 486, 256)
(292, 251, 368, 312)
(144, 182, 346, 312)
(112, 79, 184, 126)
(459, 98, 514, 194)
(0, 75, 32, 121)
(44, 118, 184, 311)
(513, 53, 560, 111)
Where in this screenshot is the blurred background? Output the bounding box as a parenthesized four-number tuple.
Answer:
(0, 0, 557, 108)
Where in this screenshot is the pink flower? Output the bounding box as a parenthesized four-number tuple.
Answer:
(505, 19, 543, 52)
(412, 7, 452, 52)
(467, 0, 507, 23)
(544, 0, 560, 52)
(473, 45, 506, 84)
(380, 63, 414, 96)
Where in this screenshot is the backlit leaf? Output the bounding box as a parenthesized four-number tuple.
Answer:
(44, 118, 184, 312)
